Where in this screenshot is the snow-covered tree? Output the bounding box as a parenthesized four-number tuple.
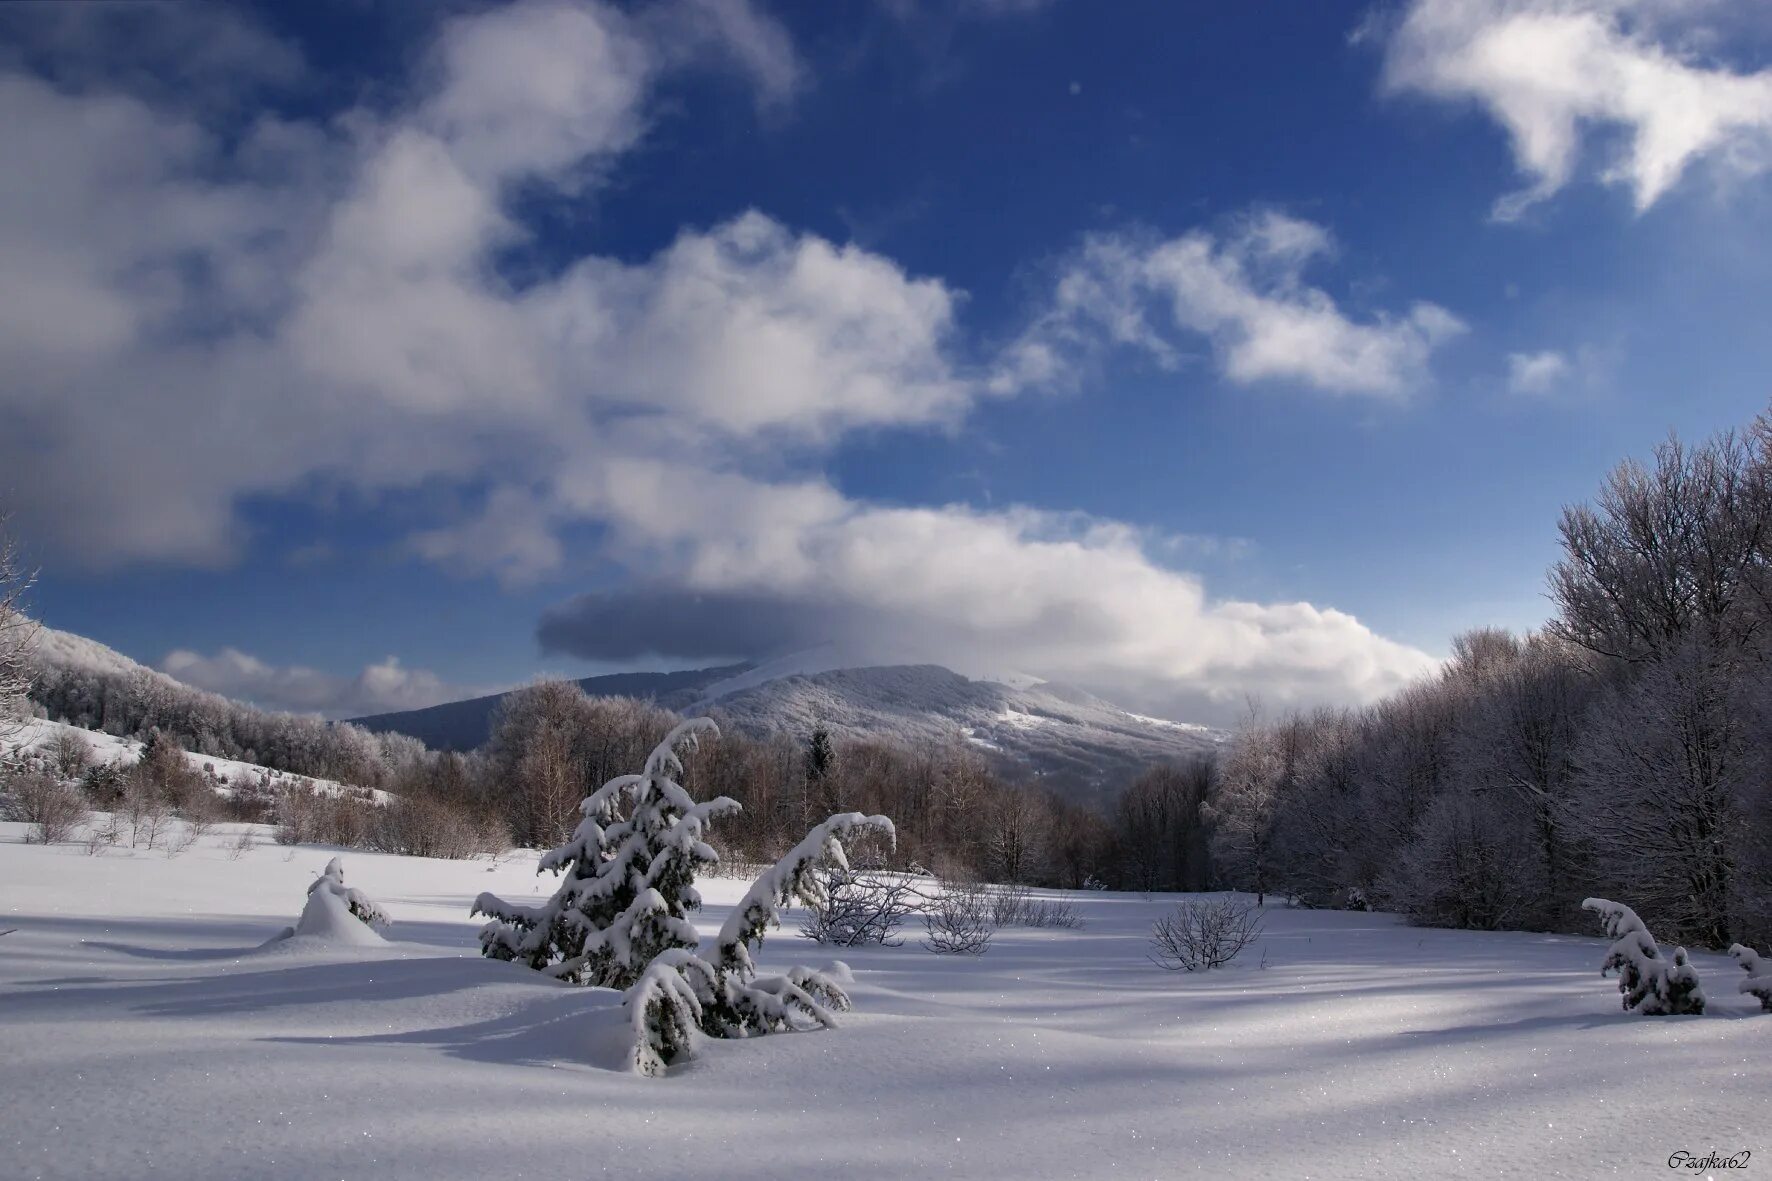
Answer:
(0, 513, 37, 742)
(474, 718, 893, 1075)
(474, 717, 735, 986)
(1582, 897, 1705, 1015)
(1728, 944, 1772, 1012)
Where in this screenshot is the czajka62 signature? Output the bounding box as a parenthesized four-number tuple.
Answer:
(1669, 1150, 1752, 1171)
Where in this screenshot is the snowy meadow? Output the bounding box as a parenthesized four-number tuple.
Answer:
(3, 819, 1767, 1181)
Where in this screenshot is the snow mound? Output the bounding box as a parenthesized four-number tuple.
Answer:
(265, 858, 390, 949)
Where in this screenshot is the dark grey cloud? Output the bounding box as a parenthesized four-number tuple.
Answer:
(536, 588, 862, 662)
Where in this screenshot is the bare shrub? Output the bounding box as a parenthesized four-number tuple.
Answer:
(3, 771, 89, 844)
(273, 787, 318, 846)
(1149, 897, 1264, 971)
(1021, 897, 1084, 929)
(82, 818, 120, 856)
(800, 868, 926, 946)
(163, 814, 216, 858)
(313, 794, 374, 848)
(48, 730, 92, 779)
(986, 881, 1033, 926)
(226, 827, 257, 860)
(371, 794, 508, 860)
(922, 879, 996, 955)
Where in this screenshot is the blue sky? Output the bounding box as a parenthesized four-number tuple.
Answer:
(6, 0, 1772, 722)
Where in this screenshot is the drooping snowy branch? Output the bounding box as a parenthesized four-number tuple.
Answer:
(718, 812, 896, 975)
(1582, 897, 1705, 1016)
(1729, 943, 1772, 1012)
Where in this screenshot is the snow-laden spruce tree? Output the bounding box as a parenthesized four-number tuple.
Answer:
(475, 718, 732, 986)
(1729, 944, 1772, 1012)
(1582, 898, 1705, 1015)
(474, 718, 893, 1075)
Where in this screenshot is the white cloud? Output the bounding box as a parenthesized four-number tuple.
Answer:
(0, 1, 1445, 714)
(533, 461, 1439, 712)
(1379, 0, 1772, 218)
(1506, 348, 1573, 393)
(1008, 212, 1464, 398)
(160, 648, 475, 718)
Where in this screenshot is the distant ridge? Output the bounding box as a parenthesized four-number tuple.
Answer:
(353, 655, 1223, 793)
(351, 664, 750, 751)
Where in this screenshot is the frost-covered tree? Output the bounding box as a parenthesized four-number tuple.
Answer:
(1728, 944, 1772, 1012)
(0, 513, 38, 742)
(474, 718, 893, 1075)
(1582, 897, 1705, 1015)
(1575, 637, 1751, 947)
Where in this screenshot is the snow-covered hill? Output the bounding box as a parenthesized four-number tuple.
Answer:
(4, 717, 386, 804)
(705, 664, 1223, 793)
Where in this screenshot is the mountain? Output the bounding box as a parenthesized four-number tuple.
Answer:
(701, 664, 1223, 794)
(350, 664, 750, 751)
(353, 656, 1223, 793)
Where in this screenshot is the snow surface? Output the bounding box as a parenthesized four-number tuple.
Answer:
(2, 823, 1768, 1180)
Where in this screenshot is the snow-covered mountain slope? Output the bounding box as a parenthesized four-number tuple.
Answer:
(705, 665, 1223, 794)
(358, 653, 1221, 790)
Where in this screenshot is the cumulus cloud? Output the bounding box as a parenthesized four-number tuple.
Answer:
(533, 463, 1440, 714)
(1378, 0, 1772, 218)
(160, 648, 475, 718)
(0, 1, 1445, 714)
(1006, 212, 1464, 398)
(1506, 348, 1573, 393)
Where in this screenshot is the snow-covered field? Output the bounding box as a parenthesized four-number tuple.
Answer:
(2, 824, 1767, 1180)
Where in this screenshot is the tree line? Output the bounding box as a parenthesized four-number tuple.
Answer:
(1206, 412, 1772, 950)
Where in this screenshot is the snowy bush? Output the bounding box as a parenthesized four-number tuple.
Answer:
(1582, 898, 1705, 1015)
(2, 770, 88, 844)
(799, 867, 923, 947)
(922, 879, 995, 955)
(1728, 944, 1772, 1012)
(1149, 897, 1264, 971)
(270, 857, 390, 946)
(473, 718, 894, 1076)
